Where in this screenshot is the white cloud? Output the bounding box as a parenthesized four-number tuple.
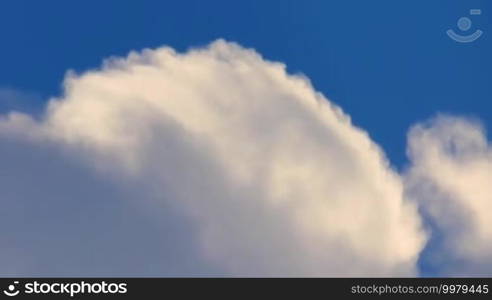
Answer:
(0, 40, 426, 276)
(0, 126, 218, 276)
(405, 115, 492, 276)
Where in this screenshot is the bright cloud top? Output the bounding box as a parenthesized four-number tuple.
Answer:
(0, 40, 427, 276)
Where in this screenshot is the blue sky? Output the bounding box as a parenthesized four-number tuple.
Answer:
(0, 1, 491, 277)
(1, 0, 490, 168)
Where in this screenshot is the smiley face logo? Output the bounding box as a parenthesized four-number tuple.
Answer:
(447, 9, 483, 43)
(3, 282, 20, 297)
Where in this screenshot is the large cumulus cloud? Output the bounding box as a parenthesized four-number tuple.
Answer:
(1, 40, 430, 276)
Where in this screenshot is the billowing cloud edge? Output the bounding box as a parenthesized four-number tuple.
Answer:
(5, 40, 489, 276)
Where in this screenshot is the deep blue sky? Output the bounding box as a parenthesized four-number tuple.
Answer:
(1, 0, 490, 168)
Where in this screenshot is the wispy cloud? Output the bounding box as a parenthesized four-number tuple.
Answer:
(0, 87, 43, 116)
(405, 115, 492, 276)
